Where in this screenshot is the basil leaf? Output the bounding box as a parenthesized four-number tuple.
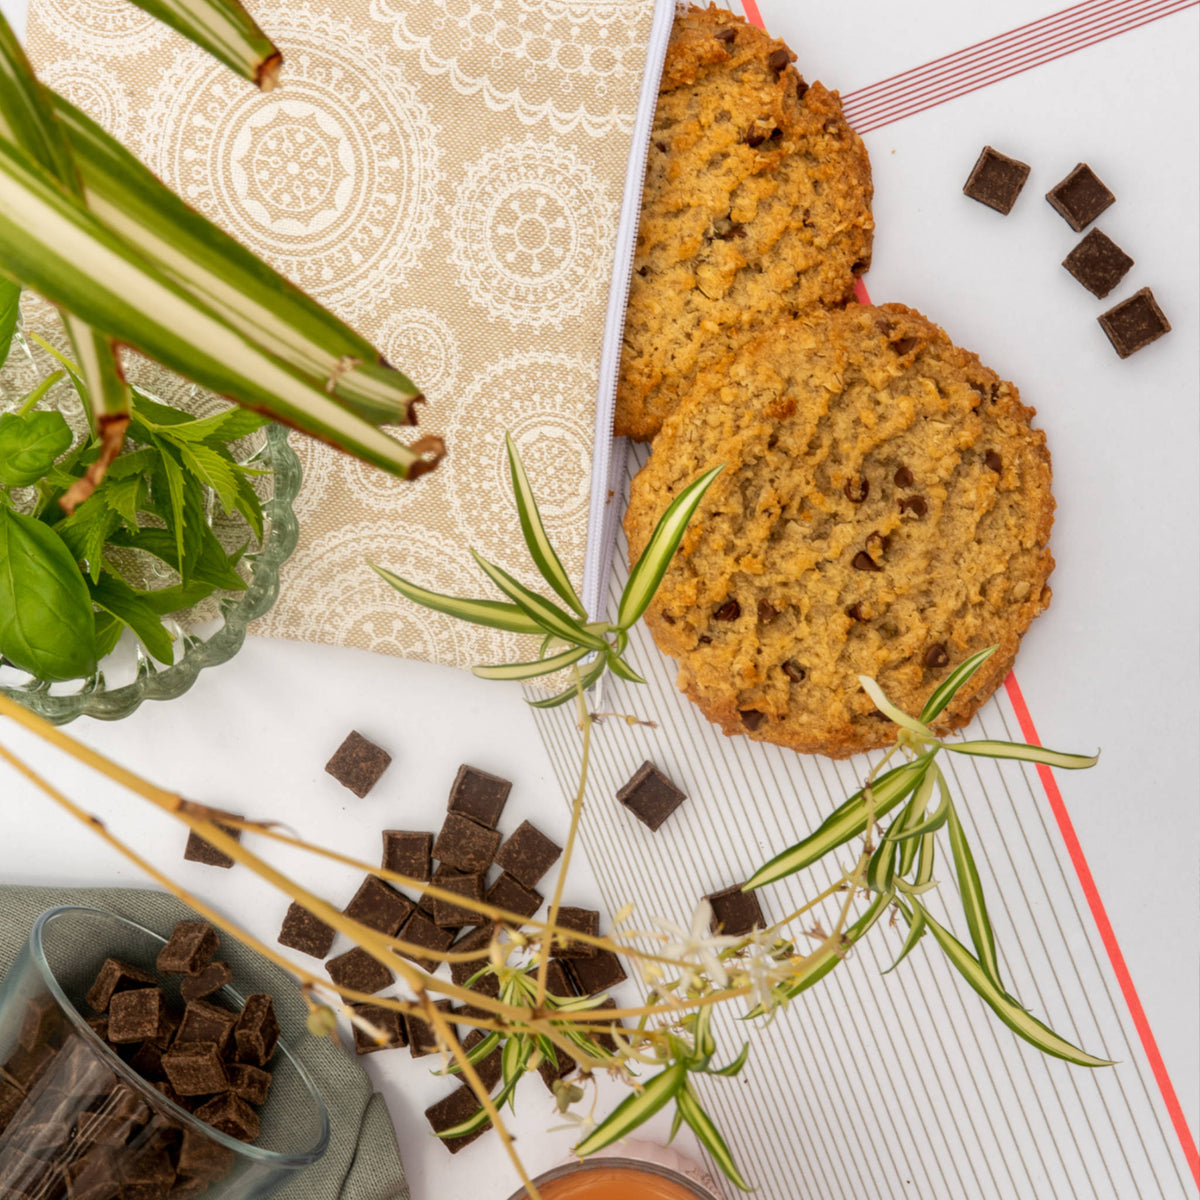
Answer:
(0, 508, 97, 680)
(89, 574, 175, 665)
(0, 410, 74, 486)
(0, 279, 19, 372)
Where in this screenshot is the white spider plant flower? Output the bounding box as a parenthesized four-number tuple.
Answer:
(652, 900, 741, 990)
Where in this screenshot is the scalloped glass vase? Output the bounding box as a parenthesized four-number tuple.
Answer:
(0, 297, 301, 724)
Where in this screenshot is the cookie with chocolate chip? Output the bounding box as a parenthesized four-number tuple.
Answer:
(614, 3, 874, 442)
(623, 303, 1054, 758)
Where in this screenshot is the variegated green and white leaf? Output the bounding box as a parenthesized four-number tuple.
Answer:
(706, 1040, 751, 1078)
(946, 793, 1003, 991)
(473, 644, 590, 681)
(858, 675, 931, 737)
(896, 764, 936, 876)
(914, 830, 937, 888)
(441, 1031, 502, 1075)
(866, 835, 898, 894)
(369, 564, 542, 635)
(676, 1085, 752, 1191)
(435, 1073, 520, 1140)
(945, 739, 1100, 770)
(526, 654, 607, 709)
(882, 900, 927, 975)
(501, 1033, 529, 1088)
(605, 652, 646, 685)
(920, 644, 998, 724)
(574, 1061, 686, 1156)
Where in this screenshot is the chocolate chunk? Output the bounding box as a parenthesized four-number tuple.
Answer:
(107, 989, 166, 1045)
(1062, 228, 1133, 298)
(226, 1063, 272, 1106)
(424, 1085, 488, 1154)
(324, 730, 392, 798)
(405, 1001, 454, 1059)
(126, 1041, 166, 1081)
(1045, 162, 1114, 231)
(183, 820, 242, 869)
(433, 813, 501, 875)
(1098, 287, 1171, 359)
(493, 821, 562, 889)
(177, 1127, 235, 1181)
(448, 926, 496, 988)
(0, 1078, 25, 1131)
(581, 997, 624, 1055)
(892, 336, 918, 356)
(713, 25, 736, 42)
(179, 961, 233, 1003)
(924, 642, 950, 669)
(767, 47, 789, 71)
(2, 1041, 56, 1090)
(433, 873, 486, 929)
(486, 873, 542, 921)
(962, 145, 1030, 214)
(565, 950, 627, 996)
(781, 660, 806, 683)
(757, 600, 778, 623)
(396, 910, 454, 973)
(156, 922, 219, 976)
(536, 1044, 575, 1092)
(85, 1015, 109, 1043)
(984, 450, 1003, 473)
(232, 995, 280, 1068)
(852, 550, 880, 572)
(344, 876, 414, 936)
(277, 902, 336, 960)
(893, 465, 914, 488)
(381, 830, 433, 883)
(846, 601, 870, 623)
(745, 130, 766, 148)
(85, 959, 157, 1014)
(899, 495, 928, 517)
(705, 884, 765, 936)
(75, 1106, 143, 1149)
(64, 1146, 121, 1200)
(447, 764, 511, 828)
(544, 959, 577, 999)
(460, 1029, 502, 1092)
(714, 599, 740, 621)
(616, 761, 687, 832)
(119, 1137, 177, 1198)
(193, 1092, 259, 1143)
(175, 1000, 238, 1054)
(349, 1004, 406, 1056)
(17, 995, 63, 1053)
(550, 908, 599, 959)
(843, 476, 869, 503)
(740, 709, 766, 731)
(161, 1043, 227, 1097)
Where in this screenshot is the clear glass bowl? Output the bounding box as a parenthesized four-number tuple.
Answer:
(0, 299, 301, 724)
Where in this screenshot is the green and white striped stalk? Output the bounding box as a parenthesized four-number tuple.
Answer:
(574, 1062, 686, 1156)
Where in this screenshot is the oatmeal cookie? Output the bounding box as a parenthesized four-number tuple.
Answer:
(615, 4, 874, 442)
(624, 304, 1054, 758)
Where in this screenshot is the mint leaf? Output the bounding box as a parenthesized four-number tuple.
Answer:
(54, 493, 122, 584)
(232, 471, 265, 543)
(178, 440, 240, 513)
(90, 573, 175, 665)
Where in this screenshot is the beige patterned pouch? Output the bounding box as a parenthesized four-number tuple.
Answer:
(24, 0, 675, 670)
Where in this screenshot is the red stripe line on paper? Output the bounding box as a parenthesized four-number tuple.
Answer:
(738, 0, 764, 29)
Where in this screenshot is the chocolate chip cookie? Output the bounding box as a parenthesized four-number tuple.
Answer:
(623, 304, 1054, 758)
(615, 4, 874, 443)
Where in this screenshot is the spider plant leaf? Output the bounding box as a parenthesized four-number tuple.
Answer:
(920, 644, 998, 724)
(438, 1030, 502, 1077)
(707, 1040, 751, 1078)
(914, 831, 937, 888)
(895, 764, 935, 876)
(574, 1061, 687, 1156)
(858, 675, 931, 737)
(668, 1106, 684, 1144)
(526, 653, 607, 709)
(472, 644, 590, 681)
(693, 1003, 715, 1062)
(470, 550, 607, 651)
(946, 792, 1003, 992)
(882, 899, 927, 975)
(504, 432, 585, 617)
(0, 276, 19, 369)
(866, 835, 898, 894)
(944, 739, 1100, 770)
(605, 651, 645, 685)
(368, 563, 542, 635)
(617, 465, 723, 631)
(501, 1033, 528, 1088)
(916, 902, 1113, 1067)
(676, 1085, 752, 1191)
(744, 758, 930, 890)
(434, 1073, 520, 1140)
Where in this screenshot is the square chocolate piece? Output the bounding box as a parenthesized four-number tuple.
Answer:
(324, 730, 392, 798)
(344, 876, 414, 936)
(176, 999, 238, 1054)
(180, 961, 233, 1003)
(18, 995, 63, 1052)
(433, 873, 486, 929)
(550, 908, 599, 959)
(425, 1084, 489, 1153)
(493, 821, 561, 888)
(1098, 287, 1171, 358)
(226, 1063, 272, 1106)
(704, 883, 765, 936)
(349, 1003, 407, 1055)
(1062, 228, 1133, 299)
(565, 950, 627, 996)
(581, 997, 623, 1055)
(962, 145, 1030, 214)
(396, 910, 454, 973)
(193, 1092, 260, 1143)
(233, 995, 280, 1067)
(447, 764, 511, 828)
(327, 948, 394, 996)
(405, 1000, 454, 1059)
(382, 830, 433, 883)
(544, 959, 577, 999)
(448, 926, 496, 988)
(461, 1029, 502, 1093)
(486, 873, 542, 921)
(85, 958, 157, 1013)
(183, 819, 242, 869)
(433, 813, 502, 874)
(161, 1043, 228, 1096)
(1046, 162, 1115, 231)
(178, 1128, 235, 1181)
(277, 902, 336, 960)
(107, 989, 166, 1045)
(156, 921, 219, 976)
(616, 761, 686, 832)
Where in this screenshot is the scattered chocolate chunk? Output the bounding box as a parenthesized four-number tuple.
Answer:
(924, 643, 950, 669)
(107, 989, 166, 1045)
(126, 1042, 165, 1081)
(536, 1043, 575, 1092)
(461, 1029, 503, 1092)
(433, 874, 486, 929)
(350, 1003, 407, 1055)
(156, 922, 219, 976)
(183, 820, 242, 869)
(0, 1079, 23, 1129)
(493, 821, 562, 888)
(757, 600, 778, 623)
(713, 25, 736, 42)
(180, 961, 233, 1003)
(447, 764, 511, 829)
(147, 1006, 181, 1052)
(565, 950, 627, 996)
(75, 1106, 143, 1148)
(85, 958, 157, 1014)
(448, 926, 496, 988)
(892, 336, 918, 356)
(740, 709, 766, 731)
(405, 1001, 454, 1059)
(486, 873, 542, 921)
(985, 450, 1003, 473)
(176, 999, 238, 1054)
(1062, 228, 1133, 298)
(852, 550, 881, 572)
(1045, 162, 1114, 231)
(277, 902, 336, 960)
(161, 1043, 227, 1096)
(119, 1133, 177, 1198)
(616, 761, 687, 832)
(781, 659, 806, 683)
(381, 830, 433, 883)
(705, 884, 765, 936)
(18, 995, 63, 1052)
(3, 1041, 56, 1089)
(396, 910, 454, 973)
(344, 875, 414, 937)
(1098, 287, 1171, 358)
(233, 995, 280, 1068)
(893, 465, 914, 488)
(846, 601, 870, 623)
(899, 495, 928, 517)
(193, 1092, 260, 1143)
(745, 130, 766, 148)
(325, 730, 392, 798)
(64, 1146, 121, 1200)
(963, 146, 1030, 214)
(424, 1084, 489, 1154)
(85, 1015, 110, 1043)
(544, 959, 577, 999)
(434, 813, 502, 875)
(843, 476, 869, 503)
(714, 599, 740, 621)
(551, 908, 599, 959)
(697, 635, 712, 644)
(767, 47, 789, 71)
(580, 998, 623, 1055)
(177, 1128, 235, 1181)
(227, 1063, 272, 1106)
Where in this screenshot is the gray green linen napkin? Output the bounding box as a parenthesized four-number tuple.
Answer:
(0, 886, 408, 1200)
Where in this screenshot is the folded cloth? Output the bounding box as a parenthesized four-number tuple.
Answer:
(0, 886, 408, 1200)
